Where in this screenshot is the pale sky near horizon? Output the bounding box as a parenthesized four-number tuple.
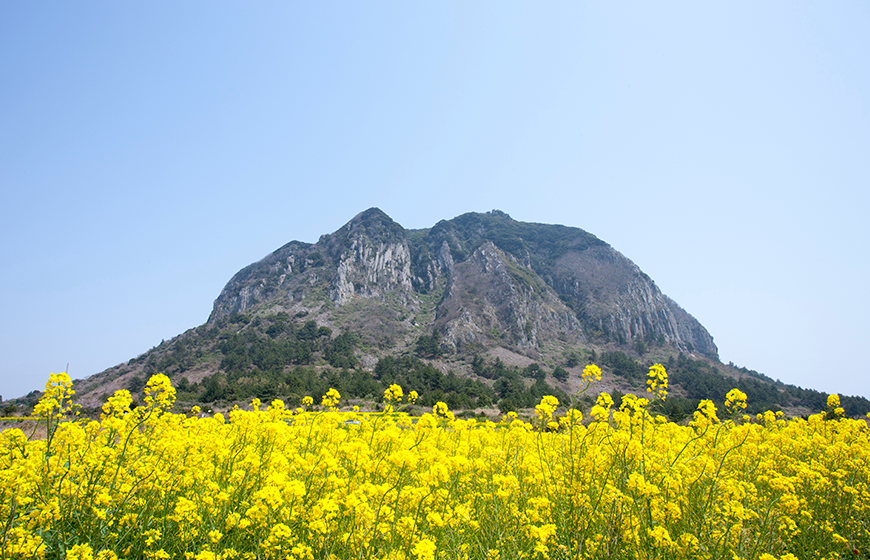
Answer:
(1, 2, 868, 402)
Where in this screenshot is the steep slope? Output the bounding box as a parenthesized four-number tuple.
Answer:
(433, 241, 583, 352)
(409, 210, 717, 358)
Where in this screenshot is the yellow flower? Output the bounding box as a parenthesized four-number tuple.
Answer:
(321, 388, 341, 408)
(412, 538, 437, 560)
(433, 401, 454, 420)
(725, 388, 748, 416)
(143, 529, 161, 546)
(426, 510, 445, 527)
(647, 526, 675, 551)
(691, 399, 719, 430)
(101, 389, 133, 419)
(646, 363, 668, 399)
(384, 384, 404, 403)
(560, 408, 584, 427)
(34, 371, 76, 420)
(582, 364, 602, 384)
(66, 543, 95, 560)
(170, 496, 198, 525)
(826, 394, 844, 418)
(143, 373, 176, 411)
(535, 395, 559, 423)
(592, 392, 614, 422)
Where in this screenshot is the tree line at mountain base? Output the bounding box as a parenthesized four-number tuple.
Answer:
(13, 313, 869, 420)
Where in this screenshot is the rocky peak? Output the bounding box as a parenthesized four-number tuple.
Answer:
(328, 237, 414, 305)
(323, 208, 414, 305)
(206, 208, 718, 360)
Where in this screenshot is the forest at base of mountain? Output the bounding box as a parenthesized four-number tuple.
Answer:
(9, 309, 868, 421)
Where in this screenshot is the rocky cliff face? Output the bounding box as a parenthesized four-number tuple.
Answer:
(208, 240, 313, 322)
(435, 242, 583, 353)
(208, 208, 718, 360)
(549, 246, 717, 356)
(327, 235, 414, 306)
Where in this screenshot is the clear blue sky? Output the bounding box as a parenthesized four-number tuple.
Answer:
(2, 2, 868, 401)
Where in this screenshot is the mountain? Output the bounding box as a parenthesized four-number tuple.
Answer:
(209, 208, 716, 358)
(55, 209, 870, 417)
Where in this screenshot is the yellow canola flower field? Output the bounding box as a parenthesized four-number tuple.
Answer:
(2, 371, 870, 560)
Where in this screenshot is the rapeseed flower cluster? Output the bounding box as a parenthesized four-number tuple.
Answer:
(646, 363, 668, 400)
(590, 392, 614, 422)
(3, 367, 870, 560)
(384, 384, 403, 403)
(581, 364, 602, 385)
(725, 388, 748, 417)
(321, 388, 341, 408)
(534, 395, 559, 421)
(432, 401, 454, 422)
(827, 394, 846, 419)
(32, 372, 76, 420)
(383, 384, 403, 413)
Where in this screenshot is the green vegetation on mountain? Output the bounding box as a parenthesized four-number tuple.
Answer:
(37, 303, 867, 420)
